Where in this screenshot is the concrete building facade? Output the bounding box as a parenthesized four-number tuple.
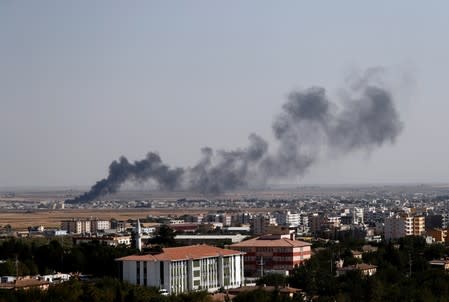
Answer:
(116, 245, 244, 295)
(230, 234, 311, 276)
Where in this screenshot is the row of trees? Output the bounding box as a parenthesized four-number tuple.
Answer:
(0, 278, 213, 302)
(259, 236, 449, 301)
(4, 236, 449, 301)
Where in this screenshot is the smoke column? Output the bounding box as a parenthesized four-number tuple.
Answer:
(66, 68, 403, 203)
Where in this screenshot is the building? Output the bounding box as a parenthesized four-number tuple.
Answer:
(384, 214, 425, 241)
(309, 213, 324, 233)
(61, 218, 112, 234)
(276, 211, 301, 228)
(412, 215, 425, 236)
(336, 263, 377, 277)
(0, 278, 50, 291)
(73, 235, 132, 247)
(116, 245, 244, 295)
(384, 216, 405, 241)
(90, 219, 111, 233)
(426, 228, 447, 243)
(230, 234, 311, 276)
(61, 219, 91, 234)
(174, 234, 248, 245)
(167, 223, 199, 233)
(43, 229, 67, 237)
(252, 214, 277, 235)
(205, 213, 232, 227)
(352, 207, 364, 225)
(429, 259, 449, 270)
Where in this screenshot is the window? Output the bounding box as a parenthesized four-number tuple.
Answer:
(136, 261, 140, 285)
(160, 262, 164, 285)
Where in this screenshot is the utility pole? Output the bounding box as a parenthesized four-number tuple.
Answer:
(408, 251, 412, 277)
(15, 255, 19, 279)
(330, 250, 333, 274)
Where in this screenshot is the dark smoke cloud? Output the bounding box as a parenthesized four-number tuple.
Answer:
(67, 68, 404, 203)
(67, 153, 184, 203)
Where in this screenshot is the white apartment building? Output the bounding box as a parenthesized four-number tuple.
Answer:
(283, 211, 301, 227)
(116, 245, 244, 294)
(275, 211, 301, 227)
(90, 219, 111, 233)
(61, 218, 111, 234)
(61, 219, 91, 234)
(352, 207, 364, 225)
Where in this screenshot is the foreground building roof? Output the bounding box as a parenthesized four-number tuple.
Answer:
(116, 244, 243, 262)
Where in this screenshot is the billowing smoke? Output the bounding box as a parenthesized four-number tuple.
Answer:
(66, 69, 404, 203)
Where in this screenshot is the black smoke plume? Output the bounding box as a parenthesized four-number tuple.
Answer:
(66, 69, 403, 203)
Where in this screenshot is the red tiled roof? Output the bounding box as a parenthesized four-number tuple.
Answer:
(0, 279, 49, 289)
(230, 237, 311, 248)
(116, 244, 243, 262)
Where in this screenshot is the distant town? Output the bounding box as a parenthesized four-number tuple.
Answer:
(0, 184, 449, 300)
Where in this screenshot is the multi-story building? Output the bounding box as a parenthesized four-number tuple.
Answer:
(230, 234, 311, 276)
(74, 235, 132, 246)
(309, 213, 324, 233)
(412, 215, 425, 236)
(384, 216, 405, 241)
(61, 219, 91, 234)
(61, 218, 111, 234)
(352, 207, 364, 225)
(116, 245, 244, 294)
(205, 213, 232, 227)
(276, 211, 301, 228)
(232, 212, 252, 226)
(427, 228, 447, 243)
(252, 214, 277, 235)
(90, 219, 111, 233)
(384, 214, 425, 241)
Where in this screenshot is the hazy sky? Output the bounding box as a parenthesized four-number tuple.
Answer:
(1, 1, 448, 188)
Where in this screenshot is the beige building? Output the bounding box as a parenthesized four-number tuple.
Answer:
(384, 214, 425, 241)
(61, 219, 91, 234)
(61, 218, 111, 234)
(336, 263, 377, 277)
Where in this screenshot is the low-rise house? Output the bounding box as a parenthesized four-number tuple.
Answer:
(429, 259, 449, 270)
(336, 263, 377, 277)
(351, 250, 363, 259)
(0, 278, 50, 291)
(74, 235, 132, 246)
